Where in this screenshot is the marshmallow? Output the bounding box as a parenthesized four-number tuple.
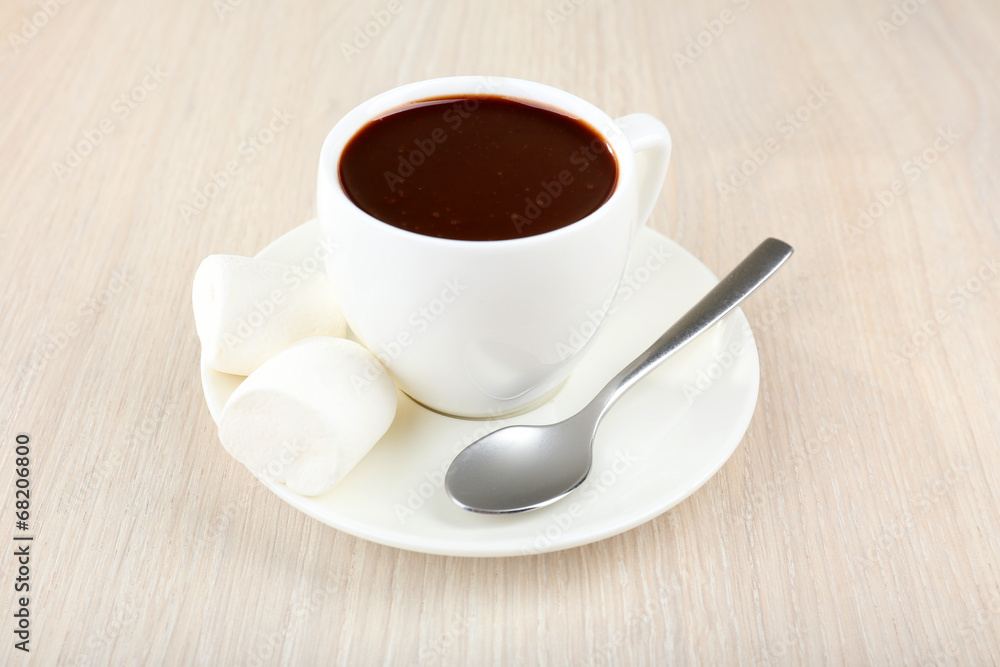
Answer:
(219, 336, 397, 496)
(192, 254, 347, 376)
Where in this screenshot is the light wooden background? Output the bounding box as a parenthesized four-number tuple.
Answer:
(2, 0, 999, 664)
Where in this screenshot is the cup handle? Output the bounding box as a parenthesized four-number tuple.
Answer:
(615, 113, 672, 238)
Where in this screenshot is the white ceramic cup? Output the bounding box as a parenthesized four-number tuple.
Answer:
(318, 76, 670, 418)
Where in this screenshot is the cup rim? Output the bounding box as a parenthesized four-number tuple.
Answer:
(318, 75, 635, 247)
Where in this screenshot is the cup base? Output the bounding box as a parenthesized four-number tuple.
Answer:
(403, 378, 570, 422)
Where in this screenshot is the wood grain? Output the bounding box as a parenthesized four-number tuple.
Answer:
(2, 0, 998, 664)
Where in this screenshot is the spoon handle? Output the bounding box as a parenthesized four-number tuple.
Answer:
(591, 238, 794, 420)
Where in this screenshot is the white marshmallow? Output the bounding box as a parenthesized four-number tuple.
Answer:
(219, 336, 397, 496)
(192, 254, 347, 376)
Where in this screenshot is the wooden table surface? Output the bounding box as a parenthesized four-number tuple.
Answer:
(3, 0, 999, 664)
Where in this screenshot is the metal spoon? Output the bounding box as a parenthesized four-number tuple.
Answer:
(445, 238, 794, 514)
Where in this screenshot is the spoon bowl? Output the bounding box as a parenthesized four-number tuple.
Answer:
(446, 407, 600, 513)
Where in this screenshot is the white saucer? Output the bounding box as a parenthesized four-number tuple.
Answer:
(200, 220, 760, 557)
